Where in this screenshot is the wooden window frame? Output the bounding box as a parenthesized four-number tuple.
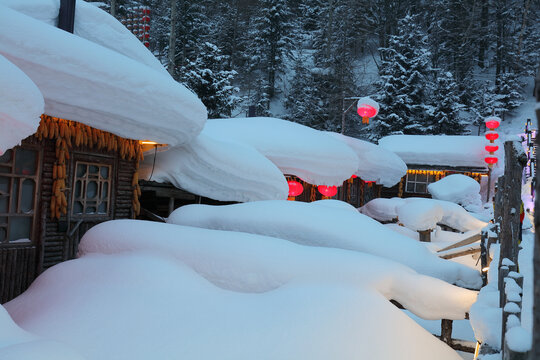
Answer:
(405, 171, 437, 194)
(0, 145, 42, 246)
(71, 158, 113, 219)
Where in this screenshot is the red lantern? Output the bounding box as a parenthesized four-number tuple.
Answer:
(485, 116, 501, 130)
(356, 97, 379, 124)
(288, 180, 304, 197)
(318, 185, 337, 197)
(351, 174, 357, 179)
(144, 41, 150, 48)
(485, 132, 499, 142)
(485, 145, 499, 153)
(485, 157, 498, 165)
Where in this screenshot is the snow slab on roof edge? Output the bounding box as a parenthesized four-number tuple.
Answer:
(203, 118, 360, 186)
(0, 3, 206, 146)
(140, 133, 289, 202)
(379, 135, 492, 169)
(0, 54, 43, 154)
(325, 132, 407, 187)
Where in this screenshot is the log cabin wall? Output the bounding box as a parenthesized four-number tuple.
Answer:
(1, 116, 140, 303)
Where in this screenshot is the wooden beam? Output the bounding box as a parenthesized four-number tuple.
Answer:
(440, 247, 481, 260)
(437, 233, 482, 253)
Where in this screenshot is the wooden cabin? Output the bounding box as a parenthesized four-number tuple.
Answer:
(378, 135, 490, 199)
(1, 115, 142, 303)
(286, 175, 382, 207)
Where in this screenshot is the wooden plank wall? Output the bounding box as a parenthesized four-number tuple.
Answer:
(0, 246, 36, 303)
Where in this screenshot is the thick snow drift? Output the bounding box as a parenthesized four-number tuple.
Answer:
(325, 132, 407, 187)
(428, 174, 483, 211)
(5, 248, 463, 360)
(0, 305, 84, 360)
(0, 54, 43, 154)
(379, 135, 490, 169)
(0, 4, 206, 146)
(77, 220, 477, 320)
(140, 134, 288, 202)
(397, 200, 444, 231)
(202, 118, 359, 186)
(0, 0, 168, 76)
(167, 201, 482, 288)
(360, 197, 487, 233)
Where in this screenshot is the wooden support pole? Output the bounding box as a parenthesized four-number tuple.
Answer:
(440, 319, 453, 346)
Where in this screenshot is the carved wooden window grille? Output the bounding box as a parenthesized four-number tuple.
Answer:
(0, 147, 40, 245)
(72, 162, 111, 216)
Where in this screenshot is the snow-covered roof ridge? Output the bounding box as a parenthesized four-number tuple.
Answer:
(324, 132, 407, 187)
(378, 135, 491, 170)
(0, 4, 206, 146)
(203, 117, 360, 186)
(0, 54, 44, 154)
(140, 133, 289, 202)
(0, 0, 168, 76)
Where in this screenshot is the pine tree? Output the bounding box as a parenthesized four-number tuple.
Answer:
(426, 72, 468, 135)
(179, 42, 241, 118)
(372, 13, 432, 139)
(494, 72, 523, 120)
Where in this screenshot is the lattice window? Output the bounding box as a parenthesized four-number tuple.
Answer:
(405, 171, 437, 194)
(0, 147, 40, 244)
(72, 162, 111, 216)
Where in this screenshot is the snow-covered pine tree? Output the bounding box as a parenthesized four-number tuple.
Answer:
(249, 0, 294, 100)
(470, 81, 501, 134)
(372, 13, 432, 139)
(494, 72, 523, 120)
(426, 72, 468, 135)
(178, 42, 241, 118)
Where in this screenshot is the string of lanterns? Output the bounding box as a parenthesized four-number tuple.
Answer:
(484, 116, 501, 168)
(287, 175, 372, 200)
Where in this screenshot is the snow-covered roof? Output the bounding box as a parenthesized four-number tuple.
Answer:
(203, 117, 360, 186)
(325, 132, 407, 187)
(140, 134, 289, 202)
(0, 2, 206, 148)
(0, 54, 44, 153)
(378, 135, 492, 170)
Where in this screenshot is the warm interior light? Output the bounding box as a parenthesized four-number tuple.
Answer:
(482, 267, 490, 272)
(140, 140, 158, 145)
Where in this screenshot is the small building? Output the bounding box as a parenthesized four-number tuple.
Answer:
(1, 116, 143, 303)
(378, 135, 492, 199)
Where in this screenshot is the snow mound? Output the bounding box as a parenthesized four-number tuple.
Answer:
(0, 54, 43, 154)
(311, 199, 359, 212)
(140, 133, 288, 202)
(0, 305, 84, 360)
(79, 220, 476, 320)
(358, 198, 401, 222)
(0, 4, 206, 146)
(360, 197, 487, 232)
(428, 174, 483, 211)
(324, 132, 407, 187)
(0, 0, 168, 76)
(167, 201, 482, 288)
(5, 248, 463, 360)
(202, 118, 359, 186)
(379, 135, 489, 169)
(398, 199, 444, 231)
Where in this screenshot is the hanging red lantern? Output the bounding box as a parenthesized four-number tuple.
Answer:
(318, 185, 337, 197)
(485, 132, 499, 142)
(357, 97, 379, 124)
(351, 174, 357, 179)
(288, 180, 304, 197)
(485, 116, 501, 131)
(485, 145, 499, 154)
(485, 157, 498, 165)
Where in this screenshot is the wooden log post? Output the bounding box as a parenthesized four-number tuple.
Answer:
(440, 319, 453, 346)
(418, 229, 432, 242)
